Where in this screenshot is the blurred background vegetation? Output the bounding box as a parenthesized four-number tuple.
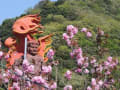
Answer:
(0, 0, 120, 89)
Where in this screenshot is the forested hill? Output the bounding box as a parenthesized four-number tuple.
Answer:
(0, 0, 120, 63)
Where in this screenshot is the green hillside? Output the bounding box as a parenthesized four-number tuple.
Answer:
(0, 0, 120, 89)
(1, 0, 120, 54)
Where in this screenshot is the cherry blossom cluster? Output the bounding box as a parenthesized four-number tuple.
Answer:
(22, 59, 35, 74)
(104, 56, 118, 75)
(64, 70, 72, 80)
(70, 48, 90, 74)
(81, 28, 92, 38)
(42, 65, 52, 74)
(32, 76, 48, 86)
(87, 78, 104, 90)
(0, 24, 119, 90)
(63, 25, 119, 90)
(64, 85, 72, 90)
(63, 25, 78, 46)
(11, 82, 20, 90)
(70, 48, 118, 90)
(0, 46, 57, 90)
(47, 49, 55, 60)
(0, 51, 4, 59)
(84, 56, 118, 90)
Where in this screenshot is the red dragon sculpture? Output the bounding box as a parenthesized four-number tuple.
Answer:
(5, 14, 53, 68)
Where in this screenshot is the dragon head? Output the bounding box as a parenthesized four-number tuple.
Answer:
(12, 14, 44, 35)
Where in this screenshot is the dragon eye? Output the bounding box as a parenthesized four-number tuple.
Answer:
(20, 26, 25, 30)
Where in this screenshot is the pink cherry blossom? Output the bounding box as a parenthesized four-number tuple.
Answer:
(95, 85, 100, 90)
(90, 59, 96, 64)
(70, 52, 74, 58)
(73, 48, 82, 55)
(115, 59, 118, 65)
(4, 54, 9, 60)
(26, 65, 35, 73)
(0, 44, 1, 48)
(76, 48, 83, 55)
(0, 51, 3, 59)
(91, 78, 97, 86)
(22, 59, 29, 70)
(98, 80, 104, 86)
(42, 66, 48, 74)
(75, 68, 82, 73)
(69, 32, 74, 39)
(105, 70, 111, 75)
(0, 51, 3, 56)
(63, 33, 69, 40)
(23, 59, 29, 65)
(93, 63, 98, 67)
(86, 32, 92, 38)
(84, 69, 89, 74)
(26, 81, 32, 87)
(104, 83, 110, 88)
(64, 70, 72, 80)
(15, 68, 23, 76)
(44, 82, 49, 88)
(2, 73, 9, 83)
(84, 62, 89, 68)
(96, 65, 103, 73)
(81, 28, 87, 32)
(12, 82, 20, 90)
(50, 82, 57, 89)
(12, 74, 20, 81)
(42, 65, 52, 74)
(4, 70, 11, 77)
(104, 61, 110, 66)
(47, 65, 52, 73)
(72, 27, 78, 35)
(107, 56, 112, 62)
(91, 68, 95, 74)
(87, 86, 92, 90)
(111, 79, 115, 84)
(66, 39, 71, 46)
(76, 53, 83, 59)
(47, 49, 55, 60)
(64, 85, 72, 90)
(32, 76, 46, 84)
(67, 25, 74, 32)
(77, 58, 84, 66)
(4, 78, 9, 83)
